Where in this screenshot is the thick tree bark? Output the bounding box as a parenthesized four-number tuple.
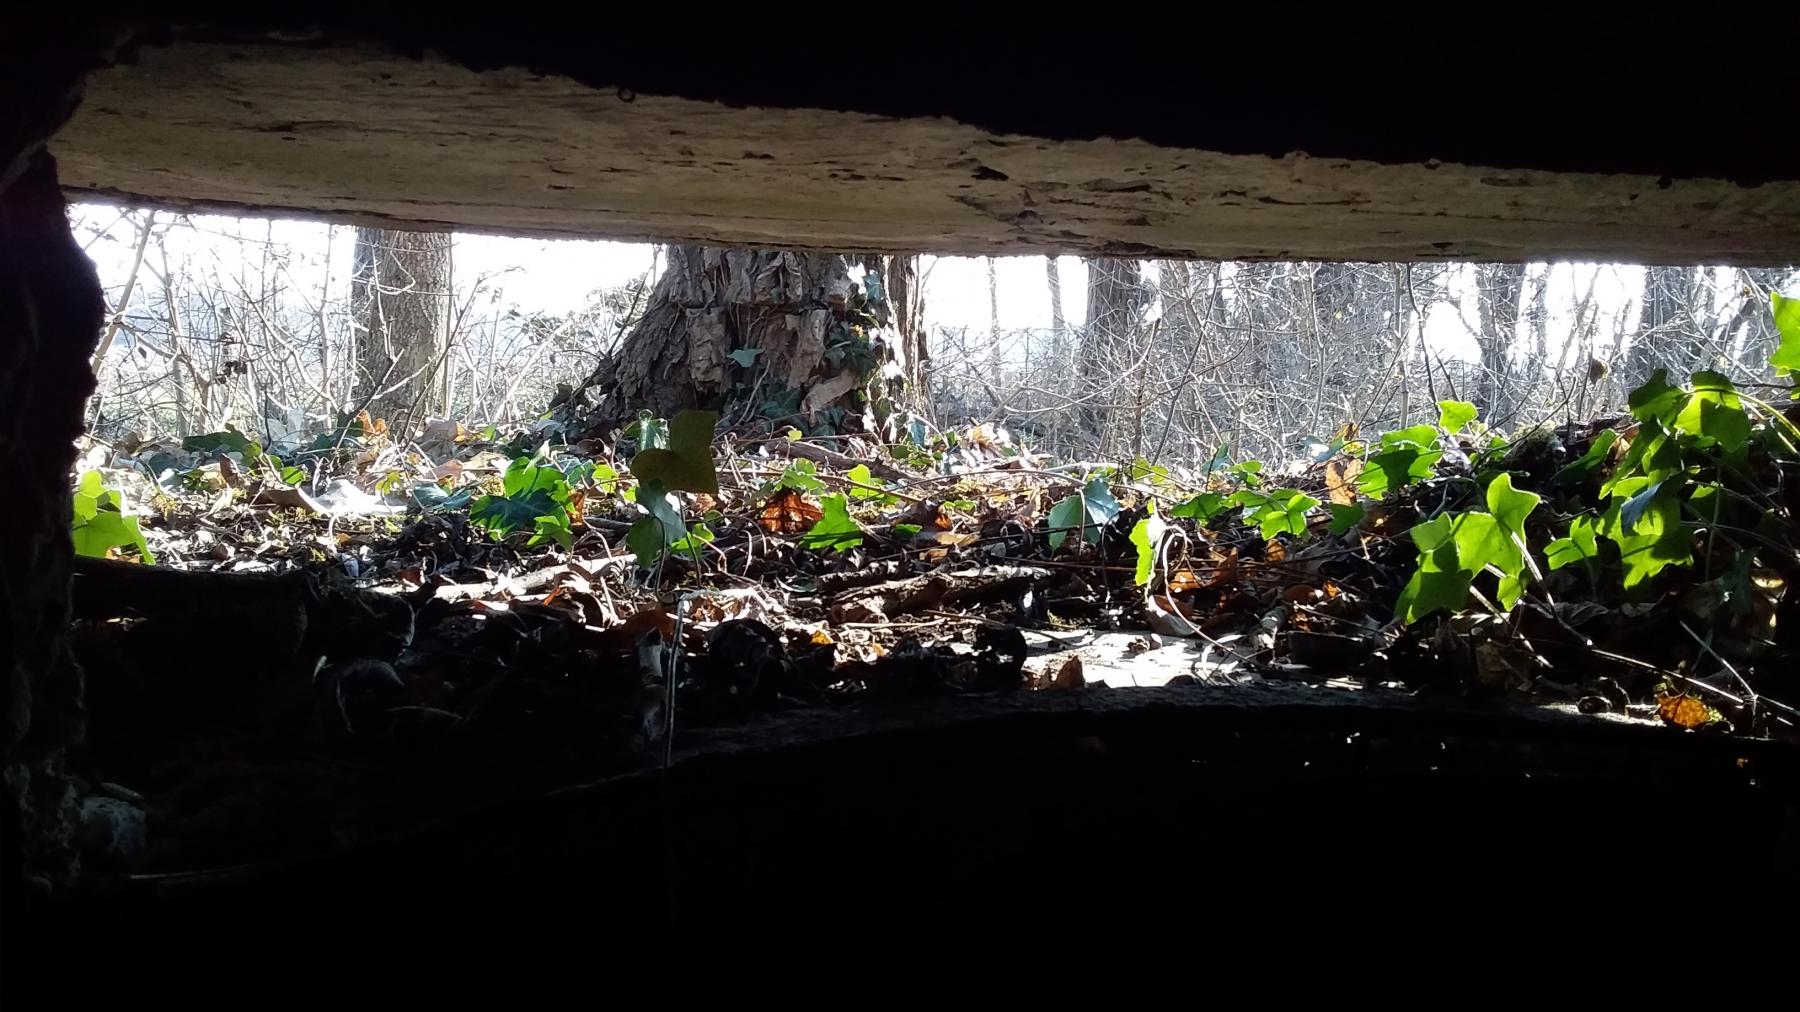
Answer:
(572, 246, 925, 436)
(353, 227, 453, 429)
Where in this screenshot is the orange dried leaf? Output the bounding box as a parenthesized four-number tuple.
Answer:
(1657, 694, 1716, 730)
(1168, 569, 1203, 593)
(810, 629, 834, 646)
(1264, 540, 1287, 563)
(758, 488, 823, 534)
(1324, 458, 1363, 505)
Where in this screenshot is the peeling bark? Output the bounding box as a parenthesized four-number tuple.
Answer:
(573, 247, 925, 436)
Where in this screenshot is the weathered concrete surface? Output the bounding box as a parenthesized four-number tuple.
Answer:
(51, 38, 1800, 264)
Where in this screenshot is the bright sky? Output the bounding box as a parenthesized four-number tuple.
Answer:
(72, 204, 1647, 366)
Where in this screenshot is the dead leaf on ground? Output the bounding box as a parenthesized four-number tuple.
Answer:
(1208, 548, 1241, 588)
(1050, 654, 1085, 690)
(758, 489, 823, 534)
(1168, 569, 1202, 593)
(1324, 458, 1363, 505)
(1146, 594, 1200, 638)
(1657, 693, 1717, 730)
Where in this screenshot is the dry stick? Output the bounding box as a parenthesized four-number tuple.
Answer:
(1587, 647, 1798, 726)
(87, 210, 159, 435)
(1678, 620, 1761, 728)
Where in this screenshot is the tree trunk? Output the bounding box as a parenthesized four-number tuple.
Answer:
(1623, 265, 1705, 391)
(353, 227, 452, 430)
(572, 246, 925, 437)
(1045, 257, 1067, 356)
(1473, 263, 1526, 423)
(1079, 257, 1148, 446)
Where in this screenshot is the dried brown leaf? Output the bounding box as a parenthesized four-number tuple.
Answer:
(1324, 458, 1363, 505)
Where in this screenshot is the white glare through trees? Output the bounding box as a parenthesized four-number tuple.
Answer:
(73, 205, 1796, 466)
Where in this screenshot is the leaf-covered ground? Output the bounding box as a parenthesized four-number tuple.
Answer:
(67, 296, 1800, 872)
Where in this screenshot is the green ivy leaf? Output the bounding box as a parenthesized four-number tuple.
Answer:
(1554, 428, 1619, 484)
(470, 488, 561, 539)
(893, 522, 923, 537)
(1130, 499, 1165, 587)
(1597, 486, 1691, 588)
(1545, 516, 1601, 571)
(1128, 457, 1170, 485)
(625, 478, 688, 563)
(801, 493, 863, 552)
(728, 348, 763, 368)
(1327, 502, 1366, 535)
(1628, 369, 1683, 425)
(670, 521, 715, 561)
(844, 463, 891, 501)
(1358, 446, 1440, 498)
(1381, 424, 1439, 450)
(1674, 371, 1750, 452)
(773, 459, 827, 493)
(73, 470, 103, 522)
(1047, 495, 1085, 551)
(531, 513, 573, 550)
(1395, 515, 1471, 623)
(1260, 489, 1319, 539)
(1771, 291, 1800, 375)
(590, 462, 622, 494)
(630, 409, 719, 494)
(1485, 472, 1540, 543)
(1602, 420, 1684, 496)
(1437, 400, 1478, 433)
(501, 455, 571, 504)
(1227, 460, 1263, 488)
(1170, 492, 1229, 521)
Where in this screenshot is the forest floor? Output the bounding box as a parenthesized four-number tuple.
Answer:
(64, 362, 1800, 873)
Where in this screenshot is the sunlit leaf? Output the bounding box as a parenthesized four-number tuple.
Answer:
(1485, 472, 1540, 543)
(1673, 370, 1750, 452)
(1597, 487, 1691, 588)
(1395, 515, 1470, 622)
(1771, 291, 1800, 375)
(1130, 499, 1165, 587)
(1437, 400, 1478, 433)
(801, 493, 863, 552)
(1628, 369, 1682, 425)
(844, 463, 892, 501)
(1170, 492, 1229, 521)
(1554, 428, 1619, 484)
(1545, 516, 1601, 571)
(1381, 424, 1438, 450)
(1358, 446, 1440, 498)
(1327, 502, 1366, 535)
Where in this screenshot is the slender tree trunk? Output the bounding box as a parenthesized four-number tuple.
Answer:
(1473, 263, 1526, 422)
(352, 227, 452, 431)
(1079, 257, 1148, 447)
(1045, 256, 1067, 356)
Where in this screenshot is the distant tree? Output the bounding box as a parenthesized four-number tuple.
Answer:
(353, 227, 452, 428)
